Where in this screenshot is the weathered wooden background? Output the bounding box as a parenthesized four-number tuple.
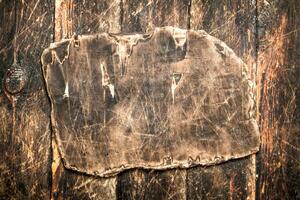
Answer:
(0, 0, 299, 199)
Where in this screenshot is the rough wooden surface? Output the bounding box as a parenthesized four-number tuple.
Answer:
(117, 0, 190, 199)
(256, 0, 300, 199)
(121, 0, 190, 33)
(54, 0, 121, 41)
(0, 0, 53, 199)
(0, 0, 299, 199)
(188, 1, 258, 199)
(117, 169, 186, 200)
(42, 27, 259, 176)
(187, 158, 254, 200)
(115, 1, 190, 199)
(52, 1, 121, 199)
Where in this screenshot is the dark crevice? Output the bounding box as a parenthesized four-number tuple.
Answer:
(254, 0, 263, 197)
(50, 1, 58, 199)
(53, 0, 57, 42)
(120, 0, 124, 32)
(13, 0, 18, 64)
(254, 1, 260, 199)
(187, 0, 192, 29)
(254, 0, 259, 71)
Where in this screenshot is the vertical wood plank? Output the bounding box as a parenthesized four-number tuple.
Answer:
(117, 169, 186, 200)
(0, 0, 297, 199)
(121, 0, 190, 33)
(55, 0, 121, 41)
(0, 0, 54, 199)
(188, 1, 258, 199)
(52, 1, 121, 199)
(116, 1, 190, 199)
(0, 3, 17, 199)
(256, 0, 300, 199)
(187, 158, 252, 200)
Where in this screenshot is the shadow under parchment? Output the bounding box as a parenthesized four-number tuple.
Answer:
(42, 27, 259, 177)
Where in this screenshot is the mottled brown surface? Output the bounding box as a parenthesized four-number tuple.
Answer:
(117, 168, 186, 200)
(42, 27, 259, 177)
(51, 1, 121, 199)
(187, 157, 252, 200)
(117, 1, 191, 199)
(0, 0, 53, 199)
(256, 0, 300, 199)
(187, 2, 258, 199)
(1, 0, 299, 199)
(121, 0, 190, 33)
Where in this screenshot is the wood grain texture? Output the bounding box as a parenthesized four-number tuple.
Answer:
(0, 0, 298, 199)
(187, 158, 253, 200)
(121, 0, 190, 33)
(52, 0, 121, 199)
(117, 169, 186, 200)
(55, 0, 121, 41)
(116, 1, 190, 199)
(117, 169, 187, 200)
(188, 1, 258, 199)
(256, 0, 300, 199)
(53, 169, 117, 200)
(0, 0, 54, 199)
(42, 27, 259, 176)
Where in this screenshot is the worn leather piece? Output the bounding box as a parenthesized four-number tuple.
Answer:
(42, 27, 259, 177)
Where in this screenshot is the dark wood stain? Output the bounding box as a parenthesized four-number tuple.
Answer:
(0, 0, 299, 199)
(116, 1, 190, 199)
(42, 28, 259, 176)
(187, 1, 258, 199)
(256, 0, 300, 199)
(0, 0, 54, 199)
